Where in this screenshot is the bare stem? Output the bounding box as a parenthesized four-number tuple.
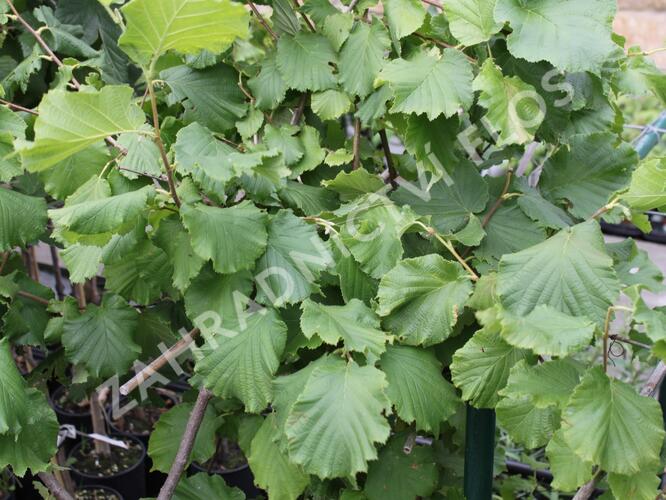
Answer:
(482, 170, 513, 228)
(49, 246, 65, 300)
(352, 118, 361, 170)
(602, 306, 614, 373)
(157, 388, 214, 500)
(17, 290, 50, 305)
(421, 0, 442, 8)
(37, 472, 75, 500)
(573, 470, 603, 500)
(640, 361, 666, 397)
(90, 390, 111, 456)
(290, 93, 308, 126)
(379, 129, 397, 186)
(247, 0, 278, 41)
(147, 81, 181, 208)
(0, 98, 37, 115)
(120, 328, 200, 396)
(291, 0, 316, 32)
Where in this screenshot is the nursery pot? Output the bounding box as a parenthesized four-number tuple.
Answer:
(104, 394, 177, 496)
(75, 485, 124, 500)
(68, 435, 146, 500)
(50, 386, 93, 432)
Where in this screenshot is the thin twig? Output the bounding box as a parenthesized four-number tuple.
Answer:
(482, 170, 513, 228)
(120, 328, 200, 396)
(609, 334, 651, 351)
(589, 196, 620, 221)
(573, 470, 603, 500)
(290, 93, 308, 126)
(0, 98, 37, 115)
(49, 246, 65, 300)
(6, 0, 81, 89)
(352, 118, 361, 170)
(291, 0, 316, 32)
(90, 390, 111, 456)
(379, 129, 397, 186)
(414, 221, 479, 280)
(147, 81, 181, 207)
(421, 0, 442, 8)
(37, 472, 75, 500)
(247, 0, 278, 41)
(414, 33, 476, 63)
(602, 306, 614, 373)
(640, 361, 666, 397)
(157, 388, 214, 500)
(629, 47, 666, 57)
(17, 290, 50, 305)
(75, 283, 86, 311)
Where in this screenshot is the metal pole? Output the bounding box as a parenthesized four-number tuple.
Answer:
(463, 405, 495, 499)
(634, 112, 666, 159)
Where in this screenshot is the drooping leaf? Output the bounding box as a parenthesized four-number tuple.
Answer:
(0, 188, 47, 252)
(285, 357, 390, 478)
(563, 366, 665, 474)
(377, 255, 473, 346)
(62, 294, 140, 378)
(607, 469, 661, 500)
(181, 201, 268, 275)
(380, 345, 459, 435)
(339, 19, 390, 98)
(383, 0, 426, 40)
(276, 32, 338, 92)
(623, 157, 666, 211)
(153, 215, 205, 292)
(248, 52, 289, 110)
(497, 221, 620, 327)
(18, 86, 145, 172)
(173, 473, 245, 500)
(119, 0, 249, 68)
(0, 337, 29, 434)
(496, 396, 559, 449)
(378, 48, 474, 120)
(545, 429, 593, 492)
(311, 90, 352, 121)
(446, 0, 502, 45)
(196, 309, 287, 412)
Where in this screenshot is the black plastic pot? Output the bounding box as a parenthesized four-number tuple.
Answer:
(50, 386, 92, 432)
(190, 462, 261, 498)
(75, 485, 124, 500)
(104, 396, 176, 497)
(68, 436, 146, 500)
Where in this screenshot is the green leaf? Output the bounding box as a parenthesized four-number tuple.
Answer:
(392, 162, 488, 233)
(40, 144, 111, 200)
(545, 429, 593, 492)
(279, 181, 338, 215)
(499, 305, 595, 357)
(18, 86, 145, 172)
(540, 133, 636, 218)
(0, 337, 29, 434)
(148, 402, 221, 473)
(0, 188, 47, 252)
(322, 169, 385, 202)
(331, 237, 378, 305)
(62, 294, 140, 378)
(311, 90, 352, 121)
(60, 244, 103, 284)
(0, 389, 58, 477)
(334, 194, 416, 279)
(377, 255, 473, 346)
(623, 157, 666, 211)
(153, 215, 205, 292)
(272, 0, 301, 36)
(291, 125, 326, 177)
(398, 114, 460, 176)
(184, 265, 253, 329)
(383, 0, 426, 40)
(496, 396, 559, 449)
(378, 48, 474, 120)
(497, 221, 620, 327)
(514, 178, 574, 230)
(380, 345, 459, 435)
(254, 210, 331, 306)
(301, 298, 389, 362)
(451, 326, 531, 408)
(173, 473, 245, 500)
(323, 13, 354, 51)
(161, 64, 248, 133)
(196, 309, 287, 412)
(494, 0, 616, 72)
(608, 470, 661, 500)
(247, 415, 310, 500)
(446, 0, 502, 45)
(264, 124, 303, 166)
(181, 201, 268, 275)
(276, 32, 338, 92)
(473, 59, 544, 146)
(50, 185, 153, 236)
(118, 0, 249, 69)
(339, 19, 390, 98)
(285, 358, 390, 478)
(563, 366, 665, 474)
(364, 433, 438, 500)
(500, 359, 584, 409)
(606, 238, 664, 293)
(248, 52, 289, 110)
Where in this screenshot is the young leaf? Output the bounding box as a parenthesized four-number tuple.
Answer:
(378, 48, 474, 120)
(446, 0, 502, 45)
(118, 0, 249, 69)
(622, 157, 666, 211)
(301, 298, 389, 362)
(377, 255, 473, 346)
(563, 366, 665, 474)
(383, 0, 426, 40)
(285, 357, 391, 478)
(181, 201, 268, 275)
(497, 221, 620, 327)
(18, 86, 145, 171)
(379, 345, 459, 435)
(196, 309, 287, 412)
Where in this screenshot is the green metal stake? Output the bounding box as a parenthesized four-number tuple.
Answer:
(463, 405, 495, 499)
(634, 112, 666, 159)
